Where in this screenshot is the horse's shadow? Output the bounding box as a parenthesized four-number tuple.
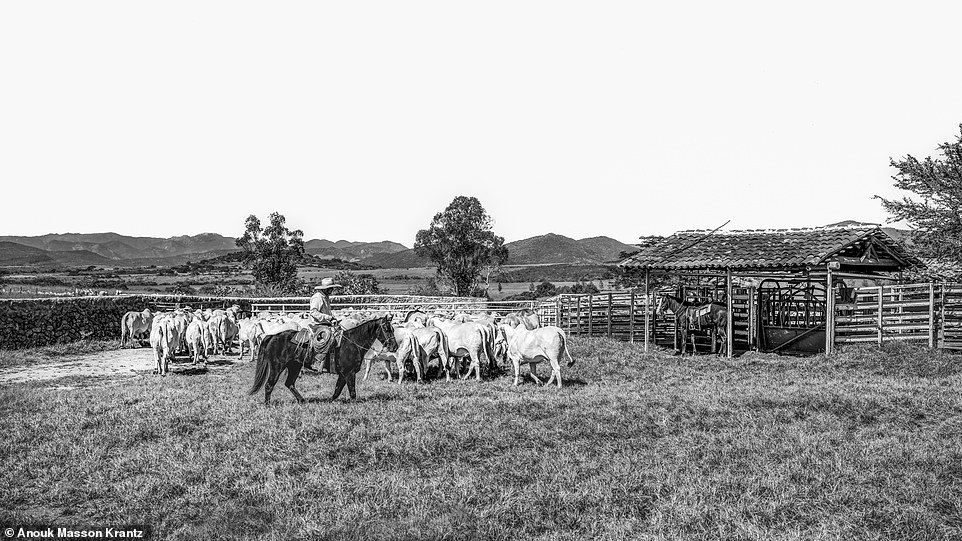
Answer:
(303, 392, 397, 404)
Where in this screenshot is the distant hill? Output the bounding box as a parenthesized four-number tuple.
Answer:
(361, 249, 432, 269)
(304, 240, 408, 261)
(503, 234, 637, 265)
(0, 241, 113, 267)
(0, 232, 239, 263)
(0, 231, 639, 268)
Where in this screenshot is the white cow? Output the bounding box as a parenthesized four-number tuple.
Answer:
(185, 318, 207, 365)
(238, 318, 265, 361)
(507, 325, 574, 388)
(406, 326, 451, 381)
(431, 320, 495, 381)
(209, 313, 239, 354)
(150, 317, 177, 376)
(120, 309, 153, 347)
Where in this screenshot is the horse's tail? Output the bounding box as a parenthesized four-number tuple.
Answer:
(249, 336, 270, 395)
(561, 331, 575, 367)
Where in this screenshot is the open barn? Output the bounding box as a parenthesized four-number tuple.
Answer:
(619, 223, 922, 355)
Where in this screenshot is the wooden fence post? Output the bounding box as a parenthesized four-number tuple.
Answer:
(939, 285, 946, 348)
(929, 282, 935, 348)
(607, 292, 613, 338)
(629, 291, 635, 343)
(825, 264, 835, 354)
(644, 270, 650, 353)
(576, 295, 582, 335)
(588, 295, 594, 337)
(877, 285, 884, 347)
(726, 268, 734, 358)
(556, 297, 562, 329)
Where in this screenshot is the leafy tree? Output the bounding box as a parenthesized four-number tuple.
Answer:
(877, 125, 962, 259)
(332, 271, 384, 295)
(236, 212, 305, 295)
(414, 196, 509, 297)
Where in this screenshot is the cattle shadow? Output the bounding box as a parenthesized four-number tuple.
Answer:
(204, 358, 237, 367)
(173, 366, 210, 376)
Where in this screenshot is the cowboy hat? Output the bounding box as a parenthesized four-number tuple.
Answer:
(314, 277, 343, 291)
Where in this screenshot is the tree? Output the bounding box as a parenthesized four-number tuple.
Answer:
(414, 196, 509, 297)
(877, 125, 962, 259)
(332, 271, 384, 295)
(236, 212, 305, 295)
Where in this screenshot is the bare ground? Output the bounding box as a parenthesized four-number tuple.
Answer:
(0, 347, 250, 386)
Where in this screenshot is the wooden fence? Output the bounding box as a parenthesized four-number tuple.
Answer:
(250, 296, 540, 316)
(535, 289, 751, 352)
(833, 283, 962, 349)
(540, 283, 962, 353)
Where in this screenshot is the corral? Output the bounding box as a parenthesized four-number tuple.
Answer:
(583, 223, 941, 356)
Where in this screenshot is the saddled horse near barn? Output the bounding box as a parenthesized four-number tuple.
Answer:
(249, 316, 398, 404)
(657, 293, 729, 356)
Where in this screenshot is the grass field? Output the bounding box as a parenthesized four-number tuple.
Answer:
(1, 340, 961, 540)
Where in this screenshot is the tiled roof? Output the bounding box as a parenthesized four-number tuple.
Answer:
(620, 224, 921, 270)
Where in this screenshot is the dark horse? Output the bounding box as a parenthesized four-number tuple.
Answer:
(249, 316, 398, 404)
(657, 293, 729, 355)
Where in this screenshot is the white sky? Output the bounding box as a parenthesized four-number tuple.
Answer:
(2, 1, 961, 245)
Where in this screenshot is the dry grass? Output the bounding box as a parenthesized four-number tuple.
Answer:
(0, 339, 960, 540)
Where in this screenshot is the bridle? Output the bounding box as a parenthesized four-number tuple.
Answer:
(337, 317, 396, 355)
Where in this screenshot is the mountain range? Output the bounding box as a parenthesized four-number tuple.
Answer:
(2, 223, 911, 269)
(0, 232, 639, 268)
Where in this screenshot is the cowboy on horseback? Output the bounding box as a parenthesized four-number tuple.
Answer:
(307, 277, 342, 372)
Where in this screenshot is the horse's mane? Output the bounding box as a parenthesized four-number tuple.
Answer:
(343, 315, 389, 334)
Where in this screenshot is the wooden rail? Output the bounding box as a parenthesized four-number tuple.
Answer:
(833, 283, 962, 349)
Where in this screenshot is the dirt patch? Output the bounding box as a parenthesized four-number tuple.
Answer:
(0, 347, 251, 386)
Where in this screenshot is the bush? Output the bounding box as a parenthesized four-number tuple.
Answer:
(331, 271, 384, 295)
(164, 284, 195, 295)
(406, 278, 454, 297)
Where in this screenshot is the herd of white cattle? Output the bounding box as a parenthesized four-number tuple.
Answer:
(119, 306, 575, 387)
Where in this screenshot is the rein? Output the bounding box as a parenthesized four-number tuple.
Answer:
(337, 318, 392, 355)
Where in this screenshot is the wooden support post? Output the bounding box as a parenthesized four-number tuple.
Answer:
(576, 295, 582, 335)
(566, 296, 572, 333)
(877, 285, 884, 347)
(644, 270, 650, 353)
(556, 297, 562, 329)
(629, 290, 636, 343)
(825, 264, 835, 355)
(607, 292, 613, 338)
(929, 282, 935, 348)
(726, 268, 733, 358)
(588, 295, 594, 337)
(939, 285, 946, 348)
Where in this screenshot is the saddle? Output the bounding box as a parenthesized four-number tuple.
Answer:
(686, 304, 713, 331)
(291, 323, 343, 370)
